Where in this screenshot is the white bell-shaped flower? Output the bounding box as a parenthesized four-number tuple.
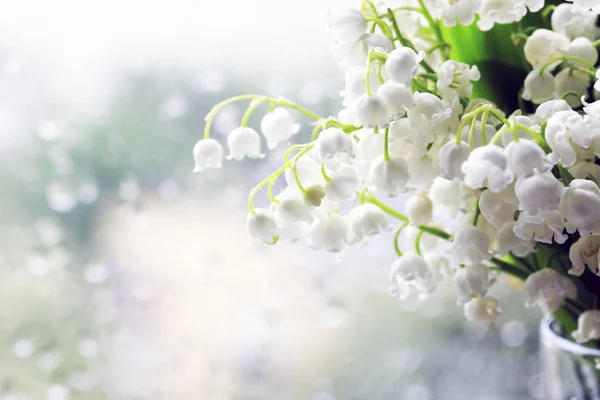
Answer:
(324, 164, 360, 202)
(437, 60, 481, 97)
(349, 203, 392, 244)
(534, 99, 572, 123)
(407, 92, 453, 133)
(569, 161, 600, 183)
(388, 118, 427, 159)
(555, 69, 592, 107)
(406, 195, 433, 226)
(460, 121, 498, 148)
(407, 154, 437, 191)
(343, 66, 373, 98)
(275, 190, 314, 222)
(355, 94, 389, 128)
(368, 156, 409, 196)
(429, 177, 478, 217)
(303, 184, 326, 207)
(451, 226, 491, 265)
(567, 37, 599, 66)
(559, 179, 600, 235)
(514, 209, 568, 244)
(226, 127, 264, 160)
(308, 213, 351, 253)
(464, 296, 501, 327)
(461, 145, 513, 192)
(478, 185, 518, 229)
(193, 138, 224, 172)
(455, 264, 490, 305)
(247, 208, 279, 244)
(284, 156, 323, 192)
(496, 222, 535, 257)
(551, 4, 600, 40)
(568, 235, 600, 276)
(546, 110, 595, 167)
(523, 29, 570, 69)
(568, 0, 600, 15)
(438, 141, 470, 179)
(315, 127, 354, 161)
(327, 8, 366, 42)
(573, 310, 600, 344)
(437, 0, 483, 27)
(522, 69, 556, 104)
(377, 81, 414, 118)
(515, 171, 564, 217)
(425, 251, 456, 279)
(384, 47, 424, 84)
(524, 268, 568, 313)
(505, 140, 549, 178)
(389, 252, 437, 300)
(260, 108, 301, 150)
(353, 128, 384, 179)
(274, 218, 309, 243)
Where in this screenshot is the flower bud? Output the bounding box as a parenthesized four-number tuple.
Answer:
(479, 186, 518, 229)
(534, 99, 571, 123)
(406, 195, 433, 226)
(515, 171, 564, 217)
(568, 235, 600, 276)
(315, 128, 354, 161)
(522, 69, 556, 104)
(193, 138, 223, 172)
(226, 127, 264, 160)
(325, 164, 360, 202)
(349, 203, 392, 244)
(505, 140, 549, 178)
(384, 47, 424, 84)
(438, 141, 470, 179)
(496, 222, 535, 257)
(525, 268, 567, 313)
(573, 310, 600, 344)
(461, 145, 513, 193)
(275, 191, 313, 222)
(566, 37, 598, 66)
(368, 156, 409, 196)
(464, 296, 501, 327)
(309, 214, 351, 253)
(328, 8, 367, 42)
(559, 179, 600, 235)
(523, 29, 570, 70)
(455, 264, 490, 305)
(551, 3, 600, 40)
(451, 226, 491, 265)
(304, 184, 326, 207)
(260, 108, 300, 150)
(247, 209, 279, 244)
(376, 80, 414, 118)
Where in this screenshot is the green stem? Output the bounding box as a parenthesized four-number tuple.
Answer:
(383, 127, 391, 161)
(415, 230, 424, 256)
(539, 56, 597, 75)
(321, 163, 331, 183)
(386, 8, 435, 74)
(241, 97, 267, 127)
(417, 0, 445, 55)
(362, 191, 409, 223)
(394, 223, 408, 257)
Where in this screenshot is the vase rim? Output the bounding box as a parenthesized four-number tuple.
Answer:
(541, 316, 600, 357)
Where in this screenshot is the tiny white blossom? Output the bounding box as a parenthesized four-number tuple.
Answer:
(551, 3, 600, 40)
(328, 8, 367, 42)
(555, 69, 592, 107)
(522, 69, 556, 104)
(505, 140, 549, 178)
(406, 195, 433, 226)
(569, 235, 600, 276)
(566, 37, 599, 66)
(193, 138, 223, 172)
(515, 171, 564, 218)
(407, 92, 453, 132)
(559, 179, 600, 235)
(479, 186, 519, 229)
(455, 264, 490, 305)
(523, 29, 570, 70)
(514, 210, 568, 244)
(324, 164, 360, 202)
(525, 268, 568, 313)
(534, 99, 572, 123)
(464, 296, 501, 327)
(429, 177, 477, 217)
(226, 127, 264, 160)
(566, 0, 600, 14)
(451, 226, 491, 265)
(315, 127, 354, 161)
(275, 190, 313, 222)
(438, 141, 470, 179)
(573, 310, 600, 344)
(368, 156, 410, 196)
(247, 209, 279, 244)
(390, 252, 437, 300)
(355, 94, 389, 128)
(437, 60, 481, 97)
(384, 47, 424, 84)
(349, 203, 392, 244)
(309, 213, 351, 253)
(377, 81, 415, 118)
(461, 145, 513, 192)
(260, 108, 301, 150)
(496, 222, 535, 257)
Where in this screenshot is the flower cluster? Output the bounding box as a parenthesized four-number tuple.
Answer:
(194, 1, 600, 344)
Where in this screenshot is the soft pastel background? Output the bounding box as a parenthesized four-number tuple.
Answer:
(1, 1, 542, 399)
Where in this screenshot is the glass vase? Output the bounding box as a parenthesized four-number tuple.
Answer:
(541, 317, 600, 400)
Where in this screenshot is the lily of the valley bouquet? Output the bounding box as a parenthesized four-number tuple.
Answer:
(193, 0, 600, 345)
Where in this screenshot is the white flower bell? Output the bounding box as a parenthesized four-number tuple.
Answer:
(407, 92, 453, 132)
(389, 252, 437, 300)
(368, 156, 409, 196)
(461, 145, 513, 192)
(315, 127, 354, 161)
(451, 226, 491, 265)
(559, 179, 600, 236)
(514, 210, 568, 244)
(573, 310, 600, 344)
(523, 29, 570, 69)
(567, 0, 600, 14)
(328, 8, 367, 42)
(260, 107, 301, 150)
(496, 222, 535, 257)
(349, 203, 392, 244)
(505, 139, 549, 178)
(551, 4, 600, 40)
(555, 69, 591, 107)
(193, 138, 224, 172)
(355, 94, 389, 128)
(522, 69, 556, 104)
(566, 37, 599, 66)
(384, 47, 424, 84)
(534, 99, 571, 123)
(524, 268, 568, 313)
(569, 235, 600, 276)
(478, 185, 518, 229)
(275, 190, 313, 222)
(437, 60, 481, 97)
(377, 81, 415, 119)
(406, 195, 433, 226)
(464, 296, 501, 327)
(429, 177, 477, 217)
(546, 110, 594, 167)
(226, 127, 264, 160)
(455, 264, 490, 305)
(309, 213, 351, 253)
(324, 164, 360, 202)
(438, 141, 470, 179)
(515, 171, 564, 217)
(247, 208, 279, 244)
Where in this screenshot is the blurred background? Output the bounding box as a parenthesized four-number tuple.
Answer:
(0, 1, 544, 399)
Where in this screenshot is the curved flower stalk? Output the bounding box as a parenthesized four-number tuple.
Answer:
(193, 0, 600, 344)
